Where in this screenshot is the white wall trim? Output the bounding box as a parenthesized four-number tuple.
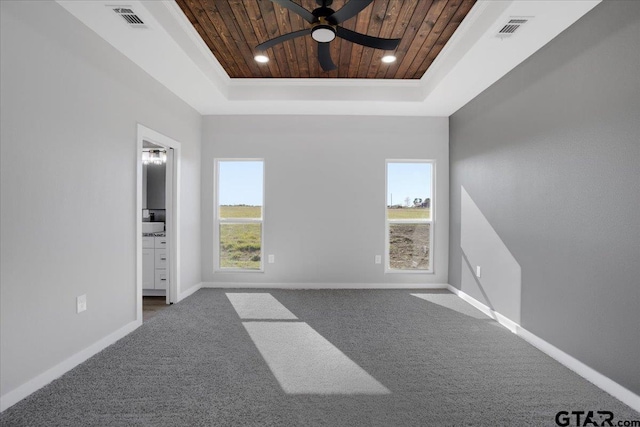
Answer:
(516, 326, 640, 413)
(137, 124, 182, 312)
(178, 282, 202, 302)
(202, 282, 449, 290)
(447, 285, 519, 333)
(447, 285, 640, 413)
(0, 320, 141, 412)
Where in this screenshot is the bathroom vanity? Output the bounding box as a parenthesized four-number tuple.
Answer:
(142, 230, 168, 295)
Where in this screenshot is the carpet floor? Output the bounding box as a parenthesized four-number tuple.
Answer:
(1, 289, 638, 426)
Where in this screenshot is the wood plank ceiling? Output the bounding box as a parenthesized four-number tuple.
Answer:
(176, 0, 476, 79)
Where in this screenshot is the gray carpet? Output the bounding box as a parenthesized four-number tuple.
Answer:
(1, 289, 638, 426)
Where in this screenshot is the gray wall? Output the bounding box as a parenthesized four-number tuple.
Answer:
(202, 115, 449, 285)
(449, 0, 640, 394)
(0, 1, 201, 397)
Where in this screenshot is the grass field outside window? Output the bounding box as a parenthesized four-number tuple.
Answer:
(215, 159, 264, 271)
(219, 206, 262, 269)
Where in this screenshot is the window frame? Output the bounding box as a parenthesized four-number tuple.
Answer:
(384, 159, 435, 274)
(213, 158, 265, 273)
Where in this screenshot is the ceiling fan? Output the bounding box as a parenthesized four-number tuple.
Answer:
(255, 0, 401, 71)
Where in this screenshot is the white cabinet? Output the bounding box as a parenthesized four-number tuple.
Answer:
(154, 236, 167, 249)
(143, 235, 168, 292)
(155, 249, 167, 269)
(142, 249, 155, 289)
(142, 236, 154, 249)
(155, 270, 167, 290)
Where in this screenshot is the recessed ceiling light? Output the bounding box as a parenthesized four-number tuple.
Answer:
(381, 55, 396, 64)
(254, 54, 269, 63)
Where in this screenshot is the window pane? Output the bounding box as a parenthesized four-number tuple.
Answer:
(219, 161, 263, 218)
(220, 223, 262, 269)
(387, 162, 431, 220)
(389, 223, 430, 270)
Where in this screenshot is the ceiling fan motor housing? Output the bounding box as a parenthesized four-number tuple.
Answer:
(312, 6, 338, 25)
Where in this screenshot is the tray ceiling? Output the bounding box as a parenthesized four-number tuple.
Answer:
(56, 0, 602, 115)
(176, 0, 476, 79)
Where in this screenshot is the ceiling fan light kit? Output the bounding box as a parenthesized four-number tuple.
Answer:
(311, 24, 336, 43)
(256, 0, 401, 72)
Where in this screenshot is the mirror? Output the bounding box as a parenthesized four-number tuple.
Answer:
(142, 162, 166, 209)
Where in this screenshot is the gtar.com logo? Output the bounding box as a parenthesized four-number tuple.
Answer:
(555, 411, 613, 426)
(555, 410, 640, 427)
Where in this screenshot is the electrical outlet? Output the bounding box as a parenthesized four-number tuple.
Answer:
(268, 254, 275, 264)
(77, 294, 87, 313)
(375, 255, 382, 264)
(476, 266, 482, 278)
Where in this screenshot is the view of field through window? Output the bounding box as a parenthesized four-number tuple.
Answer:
(387, 162, 433, 270)
(217, 161, 263, 270)
(217, 160, 433, 272)
(219, 219, 261, 269)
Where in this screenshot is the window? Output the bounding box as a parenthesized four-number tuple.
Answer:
(215, 159, 264, 271)
(386, 161, 434, 272)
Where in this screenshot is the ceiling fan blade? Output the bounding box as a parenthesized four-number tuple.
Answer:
(269, 0, 315, 23)
(329, 0, 373, 24)
(317, 42, 337, 71)
(336, 26, 401, 51)
(256, 29, 310, 51)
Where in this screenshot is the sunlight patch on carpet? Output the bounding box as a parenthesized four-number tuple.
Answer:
(226, 293, 298, 319)
(243, 322, 390, 395)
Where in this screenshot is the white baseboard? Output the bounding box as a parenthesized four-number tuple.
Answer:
(202, 282, 450, 290)
(516, 326, 640, 412)
(178, 282, 202, 302)
(446, 285, 640, 413)
(446, 285, 519, 333)
(142, 289, 166, 297)
(0, 319, 141, 413)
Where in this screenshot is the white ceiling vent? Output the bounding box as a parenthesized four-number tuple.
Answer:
(496, 17, 532, 39)
(111, 6, 147, 29)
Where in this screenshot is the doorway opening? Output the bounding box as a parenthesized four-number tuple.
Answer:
(136, 125, 181, 323)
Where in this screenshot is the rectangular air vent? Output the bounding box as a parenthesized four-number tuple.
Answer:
(496, 17, 531, 39)
(112, 6, 147, 28)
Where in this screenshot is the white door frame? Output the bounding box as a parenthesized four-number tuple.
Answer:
(136, 124, 181, 321)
